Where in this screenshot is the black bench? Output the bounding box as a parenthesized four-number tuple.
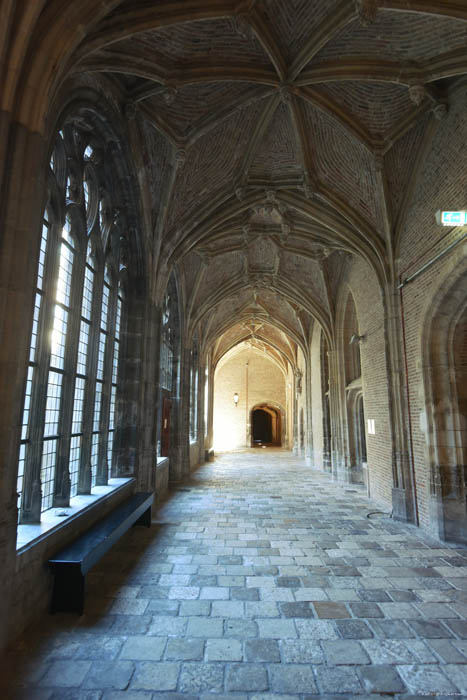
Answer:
(48, 491, 153, 614)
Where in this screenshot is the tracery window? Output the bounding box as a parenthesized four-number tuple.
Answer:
(189, 334, 199, 441)
(17, 124, 129, 523)
(158, 276, 180, 460)
(160, 292, 173, 392)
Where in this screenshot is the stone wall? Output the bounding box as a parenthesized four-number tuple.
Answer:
(11, 479, 134, 643)
(213, 348, 286, 450)
(310, 323, 325, 469)
(344, 259, 393, 509)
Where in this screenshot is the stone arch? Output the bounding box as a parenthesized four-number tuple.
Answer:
(250, 402, 285, 447)
(421, 259, 467, 543)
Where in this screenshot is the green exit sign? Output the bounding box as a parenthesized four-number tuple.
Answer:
(436, 210, 467, 226)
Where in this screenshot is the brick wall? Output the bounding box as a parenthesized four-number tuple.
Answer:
(396, 88, 467, 530)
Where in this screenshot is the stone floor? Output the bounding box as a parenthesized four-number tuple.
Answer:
(2, 448, 467, 699)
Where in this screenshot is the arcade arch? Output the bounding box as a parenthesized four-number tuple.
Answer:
(422, 262, 467, 544)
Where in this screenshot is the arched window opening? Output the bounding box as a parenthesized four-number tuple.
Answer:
(204, 365, 209, 438)
(158, 275, 180, 462)
(189, 334, 199, 441)
(321, 332, 332, 473)
(342, 291, 365, 483)
(343, 292, 361, 385)
(160, 292, 173, 394)
(17, 122, 132, 524)
(424, 276, 467, 544)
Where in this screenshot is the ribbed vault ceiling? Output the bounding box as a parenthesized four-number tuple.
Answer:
(66, 0, 467, 366)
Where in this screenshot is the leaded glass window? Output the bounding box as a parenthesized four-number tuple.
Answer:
(17, 122, 130, 523)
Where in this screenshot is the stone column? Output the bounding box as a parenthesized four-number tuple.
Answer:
(205, 359, 215, 460)
(130, 294, 159, 492)
(305, 353, 313, 465)
(197, 360, 206, 467)
(384, 285, 416, 523)
(169, 339, 189, 482)
(292, 369, 302, 455)
(328, 349, 350, 482)
(0, 114, 47, 649)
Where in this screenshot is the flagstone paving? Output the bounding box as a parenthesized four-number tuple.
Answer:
(2, 448, 467, 698)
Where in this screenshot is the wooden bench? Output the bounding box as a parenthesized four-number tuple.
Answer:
(48, 491, 153, 614)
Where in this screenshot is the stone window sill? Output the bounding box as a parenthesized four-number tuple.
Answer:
(16, 477, 134, 552)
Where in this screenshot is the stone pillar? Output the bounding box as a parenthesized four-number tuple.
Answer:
(179, 343, 191, 479)
(328, 350, 350, 482)
(0, 114, 47, 649)
(305, 353, 313, 465)
(205, 359, 215, 460)
(197, 360, 206, 467)
(131, 295, 159, 493)
(292, 369, 302, 455)
(384, 285, 416, 523)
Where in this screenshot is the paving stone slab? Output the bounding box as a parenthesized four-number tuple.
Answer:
(279, 601, 314, 618)
(322, 640, 370, 665)
(244, 638, 281, 662)
(82, 662, 135, 690)
(205, 638, 242, 661)
(362, 639, 415, 664)
(427, 638, 467, 663)
(335, 619, 374, 639)
(165, 638, 205, 661)
(370, 619, 416, 639)
(224, 619, 258, 638)
(408, 619, 453, 638)
(349, 602, 384, 618)
(225, 663, 268, 692)
(120, 635, 167, 661)
(179, 663, 224, 694)
(397, 664, 459, 694)
(186, 617, 223, 638)
(268, 664, 317, 694)
(39, 661, 93, 689)
(358, 664, 406, 693)
(313, 602, 349, 619)
(279, 639, 324, 664)
(257, 618, 297, 639)
(315, 666, 362, 694)
(130, 662, 180, 691)
(179, 601, 211, 616)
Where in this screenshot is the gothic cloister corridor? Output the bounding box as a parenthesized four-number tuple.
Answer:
(3, 449, 467, 699)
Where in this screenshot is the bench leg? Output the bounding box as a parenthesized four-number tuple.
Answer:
(51, 567, 86, 615)
(135, 505, 151, 528)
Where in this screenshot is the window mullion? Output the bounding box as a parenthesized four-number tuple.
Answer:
(20, 224, 61, 523)
(96, 279, 117, 486)
(78, 265, 103, 494)
(53, 250, 85, 507)
(112, 288, 127, 477)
